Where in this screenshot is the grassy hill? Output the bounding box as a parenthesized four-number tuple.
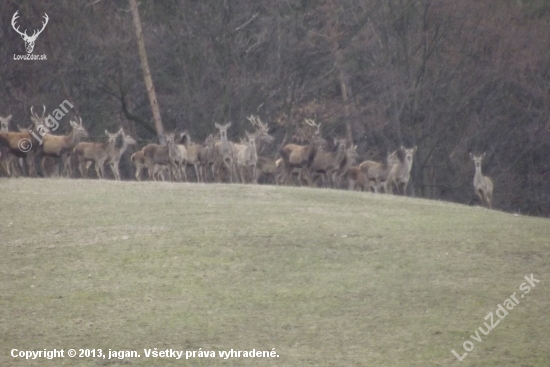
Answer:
(1, 179, 548, 366)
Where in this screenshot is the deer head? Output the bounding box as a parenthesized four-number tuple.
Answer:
(214, 122, 232, 142)
(12, 11, 49, 54)
(400, 146, 417, 165)
(69, 117, 89, 140)
(470, 152, 486, 170)
(0, 115, 12, 132)
(246, 115, 274, 144)
(30, 105, 47, 128)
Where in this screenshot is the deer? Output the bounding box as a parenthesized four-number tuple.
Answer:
(178, 131, 191, 182)
(360, 150, 399, 193)
(255, 155, 284, 185)
(279, 119, 323, 186)
(0, 114, 18, 177)
(38, 117, 88, 177)
(333, 144, 358, 189)
(470, 152, 493, 209)
(102, 129, 136, 180)
(0, 122, 40, 177)
(243, 115, 274, 183)
(309, 138, 348, 188)
(214, 122, 237, 183)
(386, 146, 417, 195)
(197, 134, 216, 183)
(11, 11, 49, 54)
(345, 166, 369, 191)
(236, 131, 258, 183)
(131, 150, 147, 181)
(73, 129, 121, 179)
(142, 132, 183, 182)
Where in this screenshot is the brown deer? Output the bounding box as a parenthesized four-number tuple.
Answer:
(309, 138, 348, 188)
(0, 122, 40, 177)
(214, 122, 237, 183)
(333, 144, 358, 189)
(255, 155, 284, 185)
(38, 117, 88, 177)
(102, 129, 136, 180)
(73, 129, 121, 178)
(175, 131, 190, 182)
(386, 146, 417, 195)
(131, 150, 147, 181)
(197, 134, 216, 183)
(0, 114, 18, 177)
(360, 150, 399, 193)
(142, 132, 183, 182)
(345, 166, 369, 191)
(279, 119, 323, 186)
(236, 131, 258, 183)
(470, 152, 493, 209)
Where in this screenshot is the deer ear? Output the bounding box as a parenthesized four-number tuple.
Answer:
(215, 123, 221, 129)
(70, 119, 78, 128)
(400, 145, 405, 151)
(469, 152, 474, 159)
(226, 122, 232, 129)
(7, 115, 12, 121)
(481, 152, 486, 159)
(413, 146, 417, 153)
(105, 130, 111, 136)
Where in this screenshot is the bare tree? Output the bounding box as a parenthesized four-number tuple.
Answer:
(129, 0, 165, 144)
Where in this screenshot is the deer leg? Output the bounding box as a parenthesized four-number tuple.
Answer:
(193, 163, 201, 183)
(40, 156, 48, 177)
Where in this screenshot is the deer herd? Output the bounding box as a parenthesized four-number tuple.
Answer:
(0, 107, 494, 208)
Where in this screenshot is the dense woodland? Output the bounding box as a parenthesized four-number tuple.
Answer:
(1, 0, 550, 216)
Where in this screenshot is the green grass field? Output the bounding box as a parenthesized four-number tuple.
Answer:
(1, 179, 548, 366)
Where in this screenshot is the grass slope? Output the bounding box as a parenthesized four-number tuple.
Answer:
(1, 179, 549, 366)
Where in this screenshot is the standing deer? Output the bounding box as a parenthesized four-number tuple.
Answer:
(470, 152, 493, 209)
(234, 115, 274, 184)
(360, 150, 399, 193)
(197, 134, 216, 183)
(176, 131, 190, 182)
(386, 146, 417, 195)
(0, 115, 17, 177)
(236, 131, 258, 183)
(214, 122, 236, 183)
(345, 166, 369, 191)
(0, 123, 40, 177)
(103, 129, 136, 180)
(39, 117, 88, 177)
(142, 132, 183, 182)
(333, 144, 358, 189)
(279, 119, 323, 186)
(309, 138, 347, 188)
(73, 129, 121, 179)
(131, 150, 146, 181)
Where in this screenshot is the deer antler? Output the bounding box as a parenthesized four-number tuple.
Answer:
(11, 11, 26, 38)
(247, 115, 269, 131)
(304, 119, 321, 133)
(32, 13, 49, 39)
(11, 11, 49, 40)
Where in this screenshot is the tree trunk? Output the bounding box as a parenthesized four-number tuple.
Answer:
(129, 0, 165, 144)
(325, 1, 353, 143)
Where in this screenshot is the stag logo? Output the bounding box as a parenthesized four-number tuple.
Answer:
(11, 10, 48, 56)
